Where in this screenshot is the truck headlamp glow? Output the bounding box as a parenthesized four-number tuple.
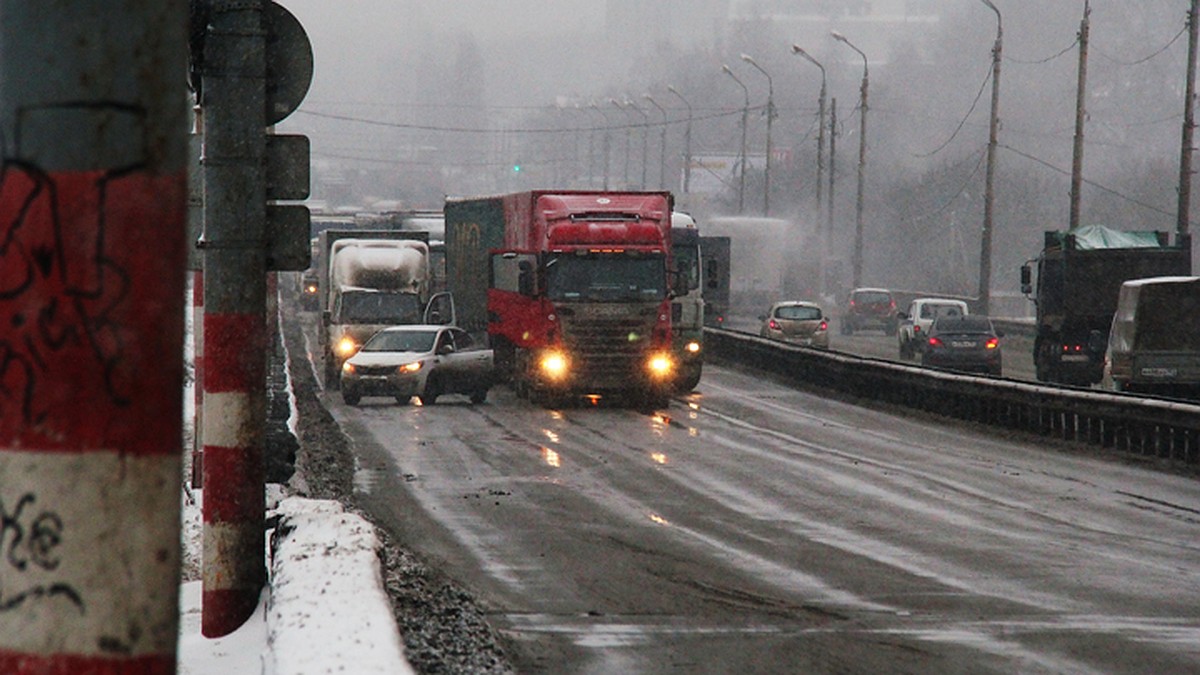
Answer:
(685, 341, 701, 354)
(647, 352, 675, 379)
(539, 351, 570, 381)
(337, 337, 360, 357)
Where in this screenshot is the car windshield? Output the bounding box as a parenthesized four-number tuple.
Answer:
(776, 305, 821, 320)
(931, 317, 992, 334)
(921, 303, 963, 319)
(545, 252, 666, 301)
(340, 292, 422, 323)
(853, 291, 891, 304)
(362, 330, 437, 353)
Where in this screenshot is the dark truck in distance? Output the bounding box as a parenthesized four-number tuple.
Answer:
(1021, 225, 1191, 385)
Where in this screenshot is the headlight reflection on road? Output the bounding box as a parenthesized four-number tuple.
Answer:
(650, 453, 668, 465)
(648, 513, 670, 526)
(541, 447, 561, 468)
(543, 429, 560, 444)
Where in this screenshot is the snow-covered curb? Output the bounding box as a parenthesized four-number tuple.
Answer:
(266, 497, 414, 675)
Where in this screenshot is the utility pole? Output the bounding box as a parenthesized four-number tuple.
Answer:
(668, 86, 694, 196)
(832, 31, 869, 289)
(829, 98, 839, 292)
(1069, 2, 1091, 231)
(200, 0, 270, 637)
(1179, 0, 1199, 237)
(645, 94, 668, 190)
(978, 0, 1003, 315)
(0, 2, 188, 671)
(197, 0, 312, 637)
(723, 64, 751, 213)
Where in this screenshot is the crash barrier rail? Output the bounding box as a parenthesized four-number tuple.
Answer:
(705, 328, 1200, 465)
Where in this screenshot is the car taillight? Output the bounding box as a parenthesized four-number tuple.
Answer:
(914, 325, 921, 334)
(986, 337, 999, 350)
(818, 320, 828, 332)
(769, 319, 780, 330)
(1062, 343, 1083, 352)
(928, 337, 943, 348)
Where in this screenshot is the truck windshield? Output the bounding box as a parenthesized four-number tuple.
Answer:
(340, 292, 422, 323)
(545, 252, 666, 302)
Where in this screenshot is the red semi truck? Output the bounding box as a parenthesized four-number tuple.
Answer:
(445, 190, 677, 407)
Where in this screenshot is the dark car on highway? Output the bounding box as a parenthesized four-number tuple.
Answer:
(921, 315, 1003, 376)
(841, 287, 897, 335)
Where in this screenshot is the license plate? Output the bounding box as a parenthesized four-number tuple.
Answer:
(1061, 354, 1089, 362)
(950, 341, 976, 348)
(1140, 367, 1178, 377)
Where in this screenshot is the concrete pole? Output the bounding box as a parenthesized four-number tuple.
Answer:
(1179, 0, 1199, 237)
(645, 95, 668, 190)
(978, 0, 1003, 315)
(1069, 2, 1091, 232)
(201, 0, 269, 637)
(829, 98, 839, 291)
(0, 1, 188, 671)
(668, 86, 694, 196)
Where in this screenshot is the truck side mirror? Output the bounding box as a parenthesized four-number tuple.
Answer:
(1020, 264, 1032, 295)
(322, 309, 332, 326)
(518, 261, 534, 296)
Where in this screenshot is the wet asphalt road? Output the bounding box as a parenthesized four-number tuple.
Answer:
(327, 362, 1200, 674)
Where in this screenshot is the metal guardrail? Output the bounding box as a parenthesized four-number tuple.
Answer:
(705, 328, 1200, 465)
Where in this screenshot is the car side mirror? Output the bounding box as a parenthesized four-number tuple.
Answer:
(437, 343, 455, 356)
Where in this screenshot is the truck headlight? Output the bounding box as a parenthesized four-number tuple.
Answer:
(647, 352, 675, 379)
(539, 351, 570, 381)
(342, 362, 355, 374)
(685, 341, 701, 354)
(337, 337, 359, 357)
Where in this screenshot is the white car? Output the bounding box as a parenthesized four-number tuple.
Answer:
(340, 325, 493, 406)
(897, 298, 969, 359)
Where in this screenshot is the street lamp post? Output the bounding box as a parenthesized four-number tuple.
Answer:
(832, 30, 869, 289)
(610, 97, 632, 187)
(645, 94, 668, 190)
(588, 100, 611, 190)
(722, 64, 750, 213)
(741, 53, 775, 216)
(626, 97, 650, 189)
(792, 44, 829, 293)
(791, 45, 828, 230)
(668, 85, 694, 195)
(978, 0, 1002, 315)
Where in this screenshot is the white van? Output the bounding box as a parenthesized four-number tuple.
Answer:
(1102, 276, 1200, 397)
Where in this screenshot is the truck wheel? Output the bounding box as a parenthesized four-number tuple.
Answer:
(394, 395, 411, 405)
(470, 389, 488, 404)
(674, 363, 702, 392)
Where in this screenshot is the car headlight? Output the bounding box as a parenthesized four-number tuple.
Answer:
(646, 352, 674, 379)
(399, 361, 423, 374)
(336, 336, 360, 357)
(539, 351, 569, 381)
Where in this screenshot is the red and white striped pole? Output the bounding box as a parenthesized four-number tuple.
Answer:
(0, 2, 188, 673)
(200, 0, 269, 636)
(193, 269, 206, 488)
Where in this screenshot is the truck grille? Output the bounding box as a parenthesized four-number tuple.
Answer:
(561, 315, 656, 385)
